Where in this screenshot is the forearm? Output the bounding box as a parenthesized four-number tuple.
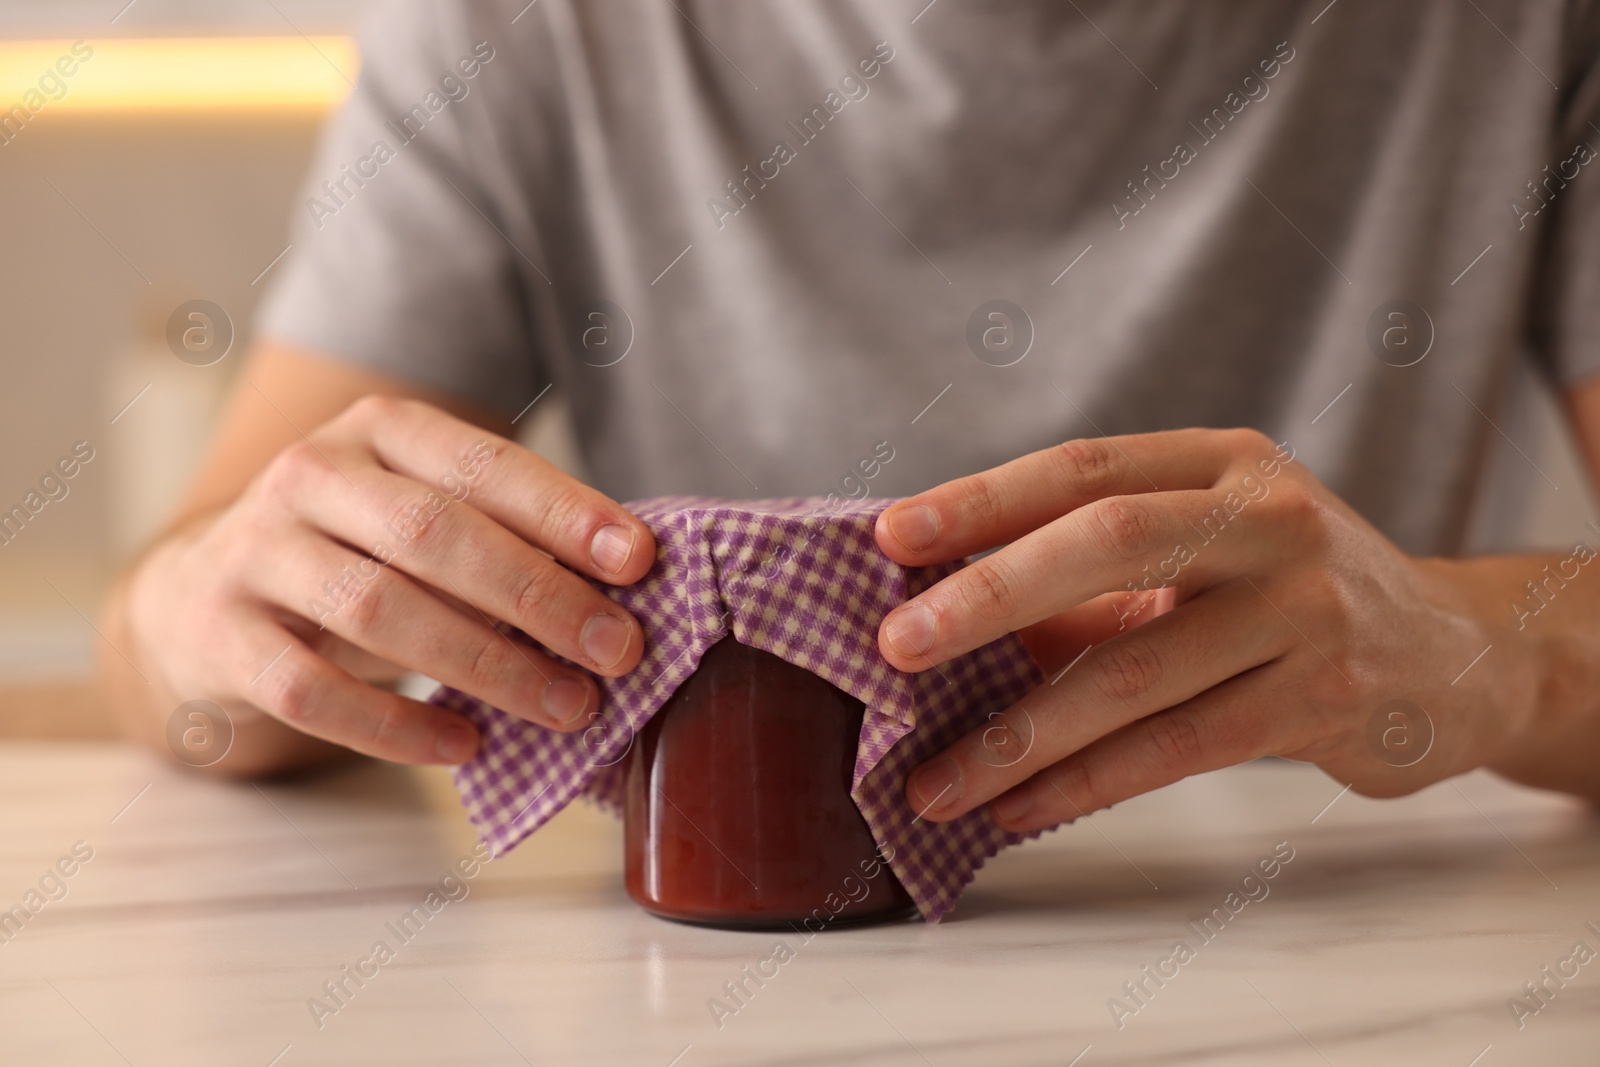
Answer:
(1431, 553, 1600, 803)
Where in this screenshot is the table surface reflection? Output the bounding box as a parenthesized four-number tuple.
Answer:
(0, 740, 1595, 1065)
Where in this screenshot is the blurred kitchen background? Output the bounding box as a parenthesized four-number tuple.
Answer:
(0, 0, 1595, 743)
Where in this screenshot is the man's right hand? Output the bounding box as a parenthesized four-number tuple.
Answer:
(116, 390, 655, 771)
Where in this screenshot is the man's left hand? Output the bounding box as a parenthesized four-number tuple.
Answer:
(874, 428, 1542, 831)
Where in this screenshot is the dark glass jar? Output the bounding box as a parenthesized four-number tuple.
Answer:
(624, 636, 917, 929)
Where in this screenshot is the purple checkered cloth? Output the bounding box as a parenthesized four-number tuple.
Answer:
(432, 496, 1044, 922)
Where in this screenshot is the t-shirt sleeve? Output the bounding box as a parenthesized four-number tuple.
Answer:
(1530, 1, 1600, 388)
(254, 2, 540, 417)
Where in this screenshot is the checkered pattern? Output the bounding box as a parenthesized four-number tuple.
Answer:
(433, 496, 1045, 922)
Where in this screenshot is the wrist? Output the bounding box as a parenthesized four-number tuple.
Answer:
(1422, 554, 1600, 801)
(119, 521, 206, 698)
(101, 512, 220, 751)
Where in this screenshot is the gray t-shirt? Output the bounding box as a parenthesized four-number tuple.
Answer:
(258, 0, 1600, 557)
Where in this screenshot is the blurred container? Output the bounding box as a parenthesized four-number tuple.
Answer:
(105, 295, 233, 559)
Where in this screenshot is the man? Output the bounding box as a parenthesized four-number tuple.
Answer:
(103, 1, 1600, 833)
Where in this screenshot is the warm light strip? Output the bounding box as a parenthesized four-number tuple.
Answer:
(0, 36, 357, 112)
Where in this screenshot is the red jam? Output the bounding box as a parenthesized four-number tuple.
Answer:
(624, 636, 917, 929)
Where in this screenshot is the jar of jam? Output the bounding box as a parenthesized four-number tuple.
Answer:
(624, 636, 917, 929)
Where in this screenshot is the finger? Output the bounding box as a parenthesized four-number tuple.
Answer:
(233, 612, 482, 765)
(1017, 587, 1178, 674)
(279, 447, 644, 676)
(879, 484, 1295, 671)
(904, 581, 1286, 821)
(986, 668, 1290, 833)
(336, 396, 656, 584)
(877, 428, 1290, 563)
(248, 527, 598, 731)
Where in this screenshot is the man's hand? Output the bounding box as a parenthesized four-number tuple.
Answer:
(120, 395, 655, 770)
(874, 427, 1559, 832)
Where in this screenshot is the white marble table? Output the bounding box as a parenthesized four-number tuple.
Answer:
(0, 740, 1595, 1066)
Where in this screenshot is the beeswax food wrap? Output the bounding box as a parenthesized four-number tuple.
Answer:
(433, 497, 1044, 921)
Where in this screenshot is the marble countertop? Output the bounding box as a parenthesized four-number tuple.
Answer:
(0, 741, 1595, 1065)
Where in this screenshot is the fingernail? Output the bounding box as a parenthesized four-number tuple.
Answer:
(436, 719, 478, 763)
(909, 758, 962, 814)
(991, 786, 1034, 827)
(885, 603, 937, 658)
(581, 612, 631, 670)
(888, 505, 940, 551)
(542, 676, 591, 725)
(589, 524, 635, 576)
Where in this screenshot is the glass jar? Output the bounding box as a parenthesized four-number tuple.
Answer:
(624, 636, 917, 929)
